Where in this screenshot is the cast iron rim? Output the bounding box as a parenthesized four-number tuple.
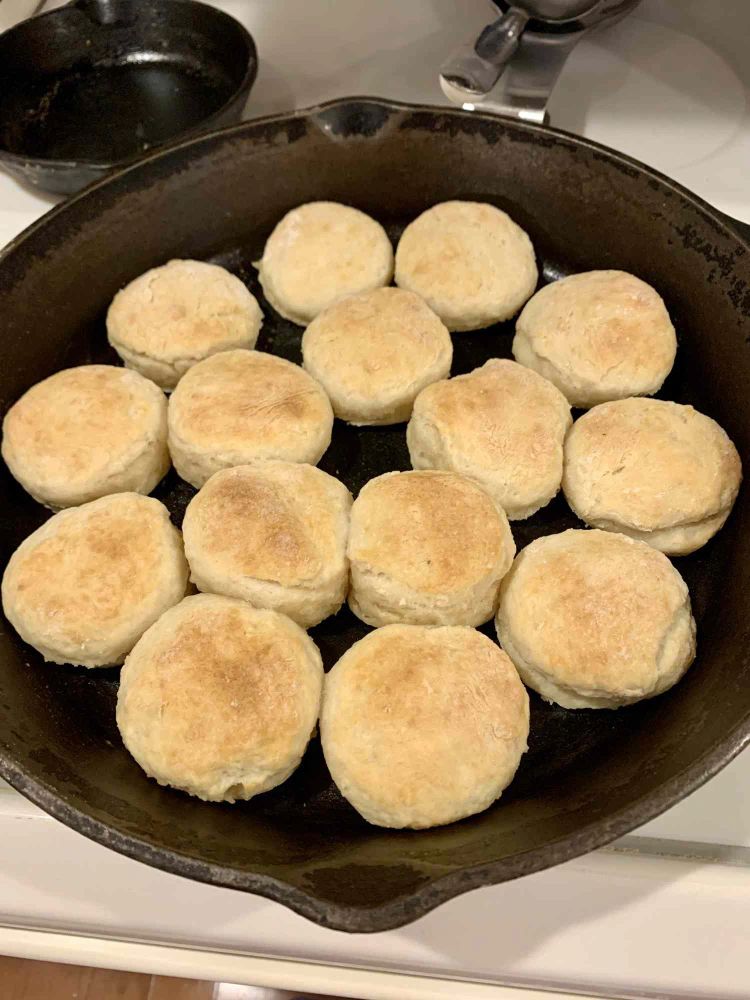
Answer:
(0, 0, 259, 171)
(1, 97, 750, 933)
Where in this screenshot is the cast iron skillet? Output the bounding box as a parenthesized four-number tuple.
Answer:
(0, 0, 257, 194)
(1, 98, 750, 933)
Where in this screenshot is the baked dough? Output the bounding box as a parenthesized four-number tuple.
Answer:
(407, 359, 571, 519)
(347, 469, 515, 627)
(107, 259, 263, 390)
(1, 493, 188, 667)
(1, 364, 169, 510)
(496, 528, 696, 709)
(394, 200, 538, 331)
(255, 202, 393, 325)
(513, 270, 676, 408)
(321, 623, 529, 829)
(117, 594, 323, 802)
(563, 398, 742, 555)
(168, 349, 334, 488)
(183, 462, 352, 628)
(301, 287, 452, 425)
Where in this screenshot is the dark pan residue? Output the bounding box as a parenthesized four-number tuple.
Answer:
(5, 60, 236, 162)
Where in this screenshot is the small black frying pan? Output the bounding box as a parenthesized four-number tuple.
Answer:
(0, 0, 257, 194)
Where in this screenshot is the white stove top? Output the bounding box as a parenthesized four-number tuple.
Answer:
(1, 2, 749, 997)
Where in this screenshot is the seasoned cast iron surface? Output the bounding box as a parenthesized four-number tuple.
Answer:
(0, 0, 257, 193)
(0, 100, 749, 932)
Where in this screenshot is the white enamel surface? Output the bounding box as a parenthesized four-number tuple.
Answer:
(1, 785, 750, 998)
(0, 0, 41, 32)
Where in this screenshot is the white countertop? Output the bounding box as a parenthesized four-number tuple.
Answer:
(1, 2, 750, 997)
(3, 782, 750, 999)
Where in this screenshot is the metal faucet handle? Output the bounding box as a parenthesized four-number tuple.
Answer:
(440, 7, 529, 97)
(441, 0, 641, 122)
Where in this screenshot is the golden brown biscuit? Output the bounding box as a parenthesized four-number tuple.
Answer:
(321, 623, 529, 828)
(255, 202, 393, 325)
(407, 359, 571, 519)
(1, 364, 169, 509)
(301, 287, 452, 425)
(107, 259, 262, 390)
(496, 528, 696, 708)
(563, 398, 742, 554)
(183, 462, 352, 628)
(347, 469, 515, 627)
(168, 349, 334, 487)
(117, 594, 323, 801)
(1, 493, 188, 667)
(514, 270, 676, 407)
(394, 201, 537, 331)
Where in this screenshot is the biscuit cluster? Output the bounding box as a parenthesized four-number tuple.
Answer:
(0, 201, 741, 830)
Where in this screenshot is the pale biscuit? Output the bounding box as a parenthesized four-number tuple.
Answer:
(107, 259, 262, 390)
(513, 270, 677, 408)
(255, 202, 393, 325)
(183, 462, 352, 629)
(168, 349, 334, 488)
(347, 470, 515, 627)
(301, 287, 452, 425)
(563, 398, 742, 555)
(2, 364, 169, 510)
(321, 623, 529, 829)
(407, 359, 571, 519)
(495, 528, 696, 709)
(117, 594, 323, 802)
(394, 200, 538, 331)
(1, 493, 188, 667)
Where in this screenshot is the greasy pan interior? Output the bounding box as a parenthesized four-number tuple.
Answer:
(0, 99, 749, 933)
